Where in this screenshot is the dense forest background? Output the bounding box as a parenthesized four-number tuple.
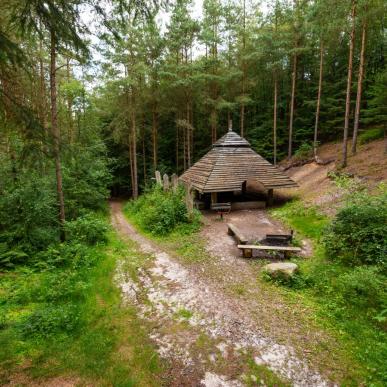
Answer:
(0, 0, 386, 251)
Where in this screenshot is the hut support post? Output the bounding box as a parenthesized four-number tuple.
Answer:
(211, 192, 218, 204)
(267, 189, 274, 207)
(242, 181, 247, 196)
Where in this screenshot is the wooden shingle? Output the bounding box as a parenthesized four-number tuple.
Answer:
(179, 130, 298, 192)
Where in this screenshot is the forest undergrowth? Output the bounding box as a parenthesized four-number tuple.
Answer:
(270, 181, 387, 384)
(0, 217, 164, 386)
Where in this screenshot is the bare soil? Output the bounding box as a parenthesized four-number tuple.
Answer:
(281, 139, 386, 206)
(111, 201, 354, 386)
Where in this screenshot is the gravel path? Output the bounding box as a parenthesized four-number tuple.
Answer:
(110, 201, 330, 387)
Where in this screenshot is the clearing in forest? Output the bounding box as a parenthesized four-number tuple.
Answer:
(111, 200, 358, 386)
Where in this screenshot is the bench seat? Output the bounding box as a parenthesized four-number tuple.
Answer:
(227, 223, 248, 245)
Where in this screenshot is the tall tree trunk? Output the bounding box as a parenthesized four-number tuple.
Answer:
(342, 1, 356, 168)
(273, 74, 278, 166)
(128, 129, 134, 194)
(288, 52, 297, 159)
(152, 106, 158, 170)
(66, 58, 74, 143)
(186, 101, 191, 168)
(131, 91, 138, 199)
(351, 20, 366, 155)
(240, 0, 246, 137)
(314, 41, 324, 159)
(176, 117, 179, 173)
(211, 109, 217, 143)
(183, 114, 187, 171)
(141, 115, 146, 185)
(39, 36, 47, 130)
(50, 29, 66, 240)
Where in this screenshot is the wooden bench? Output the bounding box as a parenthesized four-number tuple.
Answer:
(211, 202, 231, 220)
(237, 244, 302, 259)
(227, 223, 248, 245)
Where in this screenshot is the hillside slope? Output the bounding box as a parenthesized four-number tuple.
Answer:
(281, 139, 386, 212)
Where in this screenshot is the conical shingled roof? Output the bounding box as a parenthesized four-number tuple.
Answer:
(179, 129, 298, 193)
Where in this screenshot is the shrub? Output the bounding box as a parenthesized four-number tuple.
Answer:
(294, 142, 313, 161)
(126, 185, 200, 235)
(323, 188, 387, 266)
(18, 304, 82, 338)
(358, 127, 384, 145)
(65, 213, 108, 245)
(333, 267, 387, 310)
(0, 171, 59, 256)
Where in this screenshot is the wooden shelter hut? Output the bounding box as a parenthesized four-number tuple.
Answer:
(179, 128, 297, 207)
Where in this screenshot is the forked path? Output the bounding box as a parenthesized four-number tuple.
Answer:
(110, 201, 330, 386)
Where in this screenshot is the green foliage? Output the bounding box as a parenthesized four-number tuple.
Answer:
(65, 213, 108, 245)
(333, 267, 386, 310)
(323, 188, 387, 266)
(125, 185, 201, 235)
(0, 228, 163, 385)
(18, 304, 82, 338)
(0, 169, 58, 256)
(270, 201, 329, 241)
(293, 142, 313, 161)
(262, 268, 308, 289)
(358, 127, 384, 145)
(271, 195, 387, 384)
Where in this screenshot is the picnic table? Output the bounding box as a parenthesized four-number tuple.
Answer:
(211, 202, 231, 220)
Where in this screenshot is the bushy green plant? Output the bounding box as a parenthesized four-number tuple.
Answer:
(65, 213, 108, 245)
(0, 171, 59, 257)
(323, 188, 387, 266)
(126, 185, 200, 235)
(294, 142, 313, 161)
(358, 127, 384, 145)
(18, 304, 82, 338)
(333, 267, 387, 310)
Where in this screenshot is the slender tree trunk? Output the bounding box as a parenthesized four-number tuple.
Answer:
(351, 21, 366, 155)
(314, 41, 324, 159)
(176, 118, 179, 173)
(211, 110, 217, 143)
(186, 101, 191, 168)
(240, 0, 246, 137)
(183, 114, 187, 171)
(39, 37, 47, 130)
(190, 100, 194, 159)
(131, 91, 138, 199)
(342, 1, 356, 168)
(152, 106, 158, 170)
(128, 130, 134, 193)
(288, 52, 297, 159)
(50, 29, 66, 240)
(66, 58, 74, 143)
(273, 74, 278, 166)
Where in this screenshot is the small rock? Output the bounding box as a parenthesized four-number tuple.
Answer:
(262, 262, 298, 279)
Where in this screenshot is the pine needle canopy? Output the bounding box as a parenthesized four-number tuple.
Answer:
(179, 130, 298, 193)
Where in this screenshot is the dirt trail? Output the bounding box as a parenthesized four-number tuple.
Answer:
(110, 201, 330, 386)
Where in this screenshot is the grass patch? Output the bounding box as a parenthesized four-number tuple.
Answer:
(270, 201, 329, 241)
(124, 204, 208, 265)
(270, 200, 387, 385)
(242, 354, 290, 387)
(175, 308, 193, 320)
(0, 228, 164, 385)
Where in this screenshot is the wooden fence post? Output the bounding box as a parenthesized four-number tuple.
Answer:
(171, 173, 178, 192)
(185, 183, 194, 216)
(163, 173, 170, 191)
(155, 170, 162, 186)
